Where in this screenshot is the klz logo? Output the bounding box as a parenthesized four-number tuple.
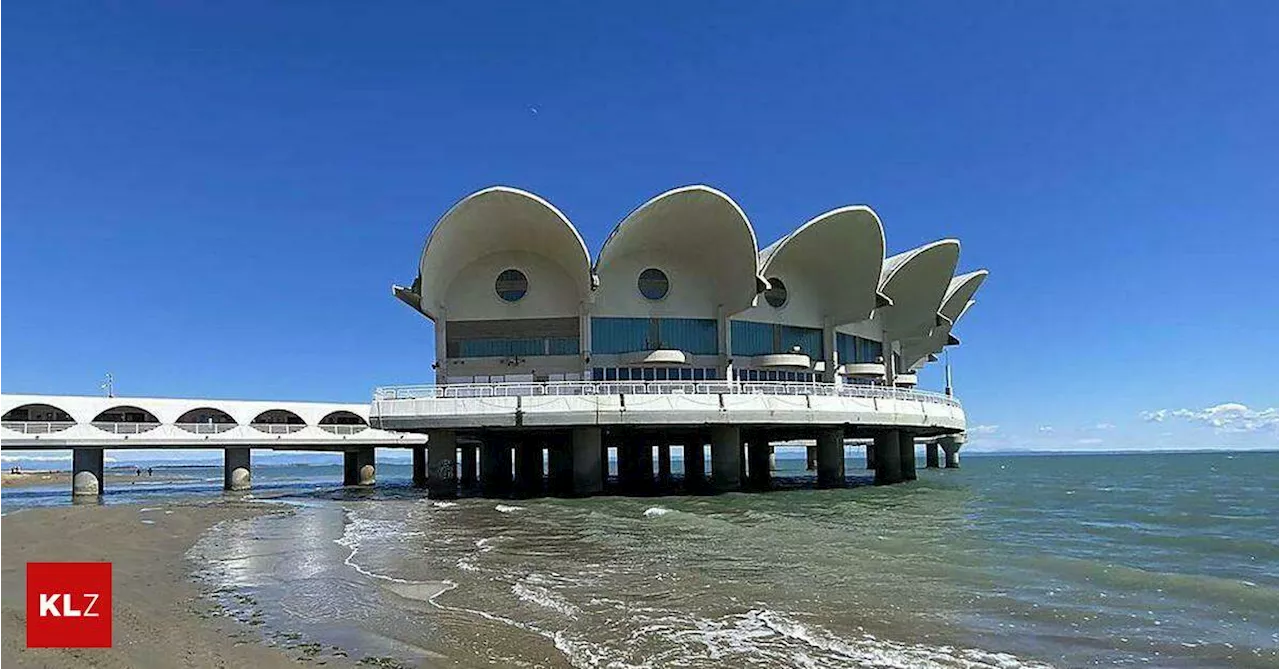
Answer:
(26, 562, 112, 648)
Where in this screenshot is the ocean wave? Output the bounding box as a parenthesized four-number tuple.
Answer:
(644, 507, 671, 518)
(495, 504, 524, 513)
(513, 580, 581, 618)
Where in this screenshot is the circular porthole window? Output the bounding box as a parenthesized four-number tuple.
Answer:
(495, 269, 528, 302)
(637, 268, 669, 300)
(764, 277, 788, 308)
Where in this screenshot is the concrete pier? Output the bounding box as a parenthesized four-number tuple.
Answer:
(344, 447, 376, 486)
(925, 442, 940, 468)
(459, 444, 478, 488)
(223, 447, 251, 491)
(710, 426, 741, 491)
(873, 431, 902, 485)
(427, 430, 458, 497)
(815, 429, 845, 488)
(657, 444, 672, 484)
(571, 427, 603, 496)
(72, 448, 104, 497)
(746, 436, 772, 490)
(514, 443, 544, 496)
(940, 436, 962, 468)
(769, 445, 777, 472)
(412, 446, 427, 487)
(548, 437, 574, 496)
(480, 438, 513, 494)
(619, 443, 653, 494)
(866, 442, 877, 469)
(684, 442, 705, 486)
(900, 435, 917, 481)
(806, 445, 817, 471)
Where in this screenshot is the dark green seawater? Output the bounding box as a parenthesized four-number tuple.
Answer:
(7, 451, 1278, 667)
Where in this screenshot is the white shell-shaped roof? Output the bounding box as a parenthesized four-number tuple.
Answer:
(757, 206, 885, 325)
(596, 185, 763, 315)
(900, 269, 988, 367)
(878, 240, 961, 341)
(413, 187, 593, 319)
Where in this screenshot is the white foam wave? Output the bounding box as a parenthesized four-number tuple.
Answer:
(432, 501, 458, 508)
(643, 507, 671, 518)
(512, 580, 580, 618)
(495, 504, 524, 513)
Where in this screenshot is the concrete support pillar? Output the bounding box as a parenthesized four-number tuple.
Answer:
(460, 445, 478, 487)
(223, 447, 251, 491)
(816, 429, 845, 488)
(683, 442, 706, 486)
(600, 440, 611, 487)
(738, 442, 748, 484)
(747, 437, 772, 490)
(925, 442, 940, 469)
(72, 448, 104, 497)
(514, 443, 544, 496)
(710, 426, 741, 492)
(900, 435, 917, 481)
(873, 431, 902, 485)
(480, 438, 513, 495)
(427, 430, 458, 497)
(657, 444, 672, 484)
(571, 427, 604, 497)
(806, 445, 817, 471)
(940, 436, 962, 468)
(412, 446, 427, 487)
(769, 445, 777, 472)
(619, 443, 653, 494)
(866, 442, 877, 469)
(548, 437, 574, 496)
(344, 448, 375, 486)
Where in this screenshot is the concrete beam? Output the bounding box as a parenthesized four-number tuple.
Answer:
(940, 436, 962, 468)
(223, 447, 251, 491)
(548, 436, 574, 496)
(72, 448, 104, 497)
(657, 444, 672, 484)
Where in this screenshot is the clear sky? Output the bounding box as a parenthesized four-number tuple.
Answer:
(4, 2, 1277, 452)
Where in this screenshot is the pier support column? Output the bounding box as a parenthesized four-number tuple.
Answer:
(570, 427, 603, 497)
(223, 447, 251, 491)
(866, 442, 877, 469)
(806, 445, 817, 471)
(873, 431, 902, 485)
(747, 436, 772, 490)
(816, 429, 845, 488)
(412, 447, 427, 487)
(481, 438, 513, 495)
(683, 442, 705, 487)
(514, 442, 544, 497)
(900, 435, 917, 481)
(344, 448, 375, 486)
(925, 442, 940, 469)
(427, 430, 458, 498)
(710, 426, 742, 492)
(618, 443, 653, 494)
(548, 436, 574, 496)
(769, 445, 777, 472)
(657, 444, 672, 484)
(460, 445, 478, 488)
(72, 448, 104, 497)
(940, 436, 962, 469)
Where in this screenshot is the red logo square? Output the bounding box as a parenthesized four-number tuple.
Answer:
(26, 562, 112, 648)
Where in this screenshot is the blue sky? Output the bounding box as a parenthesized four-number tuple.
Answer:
(4, 2, 1276, 452)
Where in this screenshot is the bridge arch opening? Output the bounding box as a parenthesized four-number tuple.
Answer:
(92, 405, 161, 434)
(251, 409, 306, 434)
(2, 403, 76, 433)
(319, 410, 368, 435)
(176, 407, 238, 434)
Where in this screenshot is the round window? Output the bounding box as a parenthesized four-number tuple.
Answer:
(637, 268, 669, 300)
(764, 277, 788, 308)
(495, 269, 528, 302)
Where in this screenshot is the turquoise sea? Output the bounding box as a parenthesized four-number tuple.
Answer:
(3, 451, 1277, 667)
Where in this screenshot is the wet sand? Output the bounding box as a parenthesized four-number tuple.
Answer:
(1, 501, 360, 669)
(2, 470, 193, 489)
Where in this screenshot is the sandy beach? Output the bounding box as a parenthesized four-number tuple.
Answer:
(2, 470, 193, 489)
(1, 501, 360, 669)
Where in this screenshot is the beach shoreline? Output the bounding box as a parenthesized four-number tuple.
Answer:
(0, 500, 360, 669)
(2, 469, 194, 489)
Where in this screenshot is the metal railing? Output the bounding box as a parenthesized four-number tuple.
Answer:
(90, 421, 162, 434)
(373, 380, 961, 408)
(176, 423, 239, 434)
(1, 421, 76, 434)
(320, 424, 368, 435)
(250, 423, 307, 434)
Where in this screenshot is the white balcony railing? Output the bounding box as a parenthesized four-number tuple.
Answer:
(176, 423, 239, 434)
(90, 421, 161, 434)
(373, 380, 962, 408)
(251, 423, 307, 434)
(320, 424, 368, 435)
(1, 421, 76, 434)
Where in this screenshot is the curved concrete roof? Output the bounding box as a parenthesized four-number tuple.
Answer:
(597, 185, 763, 314)
(758, 206, 885, 325)
(901, 268, 988, 368)
(878, 240, 961, 341)
(406, 187, 593, 319)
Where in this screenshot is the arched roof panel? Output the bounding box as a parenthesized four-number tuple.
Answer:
(941, 270, 988, 323)
(758, 206, 885, 325)
(411, 187, 593, 319)
(878, 240, 960, 341)
(596, 185, 762, 315)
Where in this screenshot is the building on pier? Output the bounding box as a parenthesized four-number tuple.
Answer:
(379, 185, 985, 496)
